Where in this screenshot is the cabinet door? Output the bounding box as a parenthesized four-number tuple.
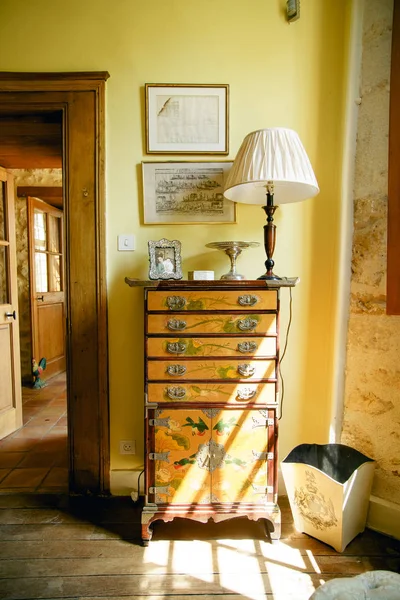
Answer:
(148, 408, 211, 504)
(211, 409, 271, 504)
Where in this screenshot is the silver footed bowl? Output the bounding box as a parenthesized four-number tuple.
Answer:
(205, 241, 260, 280)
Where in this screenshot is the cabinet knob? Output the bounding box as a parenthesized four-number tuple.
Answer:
(166, 386, 187, 400)
(166, 296, 187, 310)
(236, 387, 256, 400)
(238, 294, 259, 307)
(167, 319, 187, 331)
(237, 341, 258, 353)
(166, 342, 187, 354)
(166, 364, 187, 376)
(237, 318, 258, 332)
(237, 364, 255, 377)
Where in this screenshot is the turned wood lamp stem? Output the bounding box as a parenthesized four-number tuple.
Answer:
(258, 182, 279, 280)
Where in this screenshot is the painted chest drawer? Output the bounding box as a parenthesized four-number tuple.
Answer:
(147, 336, 277, 358)
(147, 359, 276, 381)
(146, 289, 278, 312)
(147, 313, 277, 335)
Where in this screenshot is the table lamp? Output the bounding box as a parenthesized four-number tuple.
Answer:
(224, 128, 319, 280)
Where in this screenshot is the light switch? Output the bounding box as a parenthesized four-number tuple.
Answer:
(118, 234, 135, 251)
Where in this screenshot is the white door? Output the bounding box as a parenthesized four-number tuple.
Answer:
(0, 167, 22, 439)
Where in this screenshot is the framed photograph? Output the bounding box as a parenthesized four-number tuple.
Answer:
(142, 161, 235, 225)
(148, 238, 183, 281)
(145, 84, 229, 154)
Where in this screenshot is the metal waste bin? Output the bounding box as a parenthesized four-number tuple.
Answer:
(281, 443, 375, 552)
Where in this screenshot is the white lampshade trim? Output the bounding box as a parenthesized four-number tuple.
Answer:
(224, 128, 319, 205)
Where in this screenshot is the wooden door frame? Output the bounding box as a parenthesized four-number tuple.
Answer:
(0, 72, 110, 494)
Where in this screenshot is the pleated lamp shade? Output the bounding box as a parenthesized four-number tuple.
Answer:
(224, 128, 319, 204)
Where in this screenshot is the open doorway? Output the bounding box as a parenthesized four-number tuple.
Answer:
(0, 111, 68, 491)
(0, 72, 110, 495)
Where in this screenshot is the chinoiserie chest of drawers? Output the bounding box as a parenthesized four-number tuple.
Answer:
(141, 280, 284, 545)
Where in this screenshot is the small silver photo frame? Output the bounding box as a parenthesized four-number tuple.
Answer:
(148, 238, 183, 281)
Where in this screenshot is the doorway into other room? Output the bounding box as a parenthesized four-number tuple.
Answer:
(0, 72, 109, 495)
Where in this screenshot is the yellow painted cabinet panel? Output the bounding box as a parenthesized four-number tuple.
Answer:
(148, 408, 271, 506)
(211, 409, 269, 504)
(147, 290, 278, 312)
(150, 408, 211, 504)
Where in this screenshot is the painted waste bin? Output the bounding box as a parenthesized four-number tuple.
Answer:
(281, 443, 375, 552)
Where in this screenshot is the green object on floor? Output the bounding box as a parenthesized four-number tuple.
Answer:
(32, 357, 47, 389)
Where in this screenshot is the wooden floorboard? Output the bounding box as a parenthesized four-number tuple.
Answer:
(0, 494, 399, 600)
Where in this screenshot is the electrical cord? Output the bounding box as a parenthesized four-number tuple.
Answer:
(278, 286, 293, 421)
(130, 468, 145, 503)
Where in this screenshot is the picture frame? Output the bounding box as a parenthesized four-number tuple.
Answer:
(148, 238, 183, 281)
(142, 161, 236, 225)
(145, 84, 229, 154)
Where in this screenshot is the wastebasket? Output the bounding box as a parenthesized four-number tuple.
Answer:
(281, 443, 375, 552)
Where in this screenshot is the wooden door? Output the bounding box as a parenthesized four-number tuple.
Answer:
(0, 167, 22, 439)
(28, 197, 65, 380)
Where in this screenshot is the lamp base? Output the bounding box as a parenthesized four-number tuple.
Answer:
(257, 272, 282, 281)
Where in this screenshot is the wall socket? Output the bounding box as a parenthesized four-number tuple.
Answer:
(119, 440, 136, 454)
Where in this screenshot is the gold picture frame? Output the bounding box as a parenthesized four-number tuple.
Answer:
(145, 84, 229, 154)
(142, 161, 235, 225)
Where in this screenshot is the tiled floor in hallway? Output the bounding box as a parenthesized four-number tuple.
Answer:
(0, 373, 68, 493)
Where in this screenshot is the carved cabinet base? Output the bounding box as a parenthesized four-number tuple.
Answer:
(141, 503, 281, 545)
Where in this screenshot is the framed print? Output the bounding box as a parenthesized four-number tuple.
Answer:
(142, 161, 236, 225)
(145, 84, 229, 154)
(148, 238, 183, 281)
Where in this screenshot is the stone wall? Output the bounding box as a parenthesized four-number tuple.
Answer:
(341, 0, 400, 502)
(11, 169, 62, 382)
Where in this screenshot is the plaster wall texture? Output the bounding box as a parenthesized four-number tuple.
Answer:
(11, 169, 62, 381)
(342, 0, 400, 502)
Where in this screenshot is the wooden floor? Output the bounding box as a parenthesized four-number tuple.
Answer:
(0, 494, 399, 600)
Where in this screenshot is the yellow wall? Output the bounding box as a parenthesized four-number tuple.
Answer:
(0, 0, 351, 490)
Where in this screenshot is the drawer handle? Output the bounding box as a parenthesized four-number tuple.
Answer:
(167, 318, 187, 331)
(238, 294, 259, 307)
(166, 296, 187, 311)
(166, 364, 187, 376)
(238, 363, 255, 377)
(237, 318, 258, 332)
(166, 386, 187, 400)
(236, 387, 256, 400)
(237, 341, 258, 353)
(166, 342, 187, 354)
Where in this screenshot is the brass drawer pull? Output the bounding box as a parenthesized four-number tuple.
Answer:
(166, 364, 187, 376)
(236, 387, 256, 400)
(166, 296, 187, 310)
(238, 294, 259, 307)
(166, 386, 187, 400)
(166, 342, 187, 354)
(167, 318, 187, 331)
(237, 318, 258, 332)
(237, 341, 258, 353)
(238, 363, 255, 377)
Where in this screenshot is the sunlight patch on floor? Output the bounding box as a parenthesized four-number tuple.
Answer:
(171, 540, 214, 580)
(266, 561, 317, 599)
(306, 549, 322, 574)
(143, 540, 171, 566)
(218, 545, 266, 598)
(258, 541, 306, 569)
